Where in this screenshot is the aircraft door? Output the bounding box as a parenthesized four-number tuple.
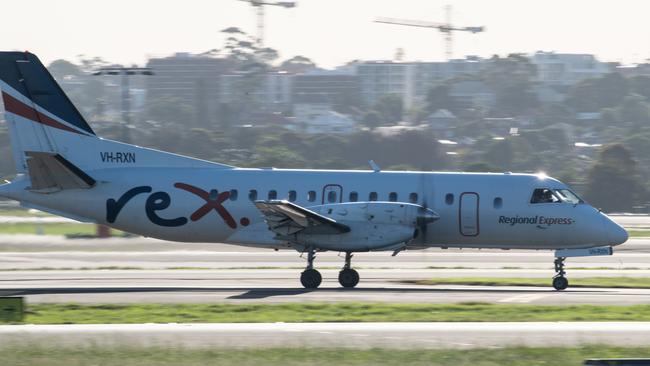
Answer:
(459, 192, 479, 236)
(322, 184, 343, 204)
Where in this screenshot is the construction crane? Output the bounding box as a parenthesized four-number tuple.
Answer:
(238, 0, 296, 47)
(375, 5, 484, 61)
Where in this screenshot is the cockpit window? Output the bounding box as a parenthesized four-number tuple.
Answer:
(554, 189, 584, 204)
(530, 188, 561, 204)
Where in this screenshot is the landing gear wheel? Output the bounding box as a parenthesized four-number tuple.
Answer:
(300, 268, 322, 289)
(338, 268, 360, 288)
(552, 256, 568, 291)
(552, 276, 569, 291)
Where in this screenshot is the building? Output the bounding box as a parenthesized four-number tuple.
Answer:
(292, 69, 360, 105)
(530, 51, 611, 86)
(292, 104, 355, 134)
(354, 57, 488, 109)
(355, 61, 414, 108)
(448, 80, 496, 109)
(411, 57, 487, 101)
(146, 53, 229, 127)
(219, 72, 293, 111)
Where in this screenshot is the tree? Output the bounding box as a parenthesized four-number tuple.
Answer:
(481, 54, 538, 115)
(279, 55, 316, 73)
(618, 93, 650, 125)
(585, 144, 646, 212)
(425, 84, 453, 113)
(48, 59, 82, 80)
(630, 75, 650, 100)
(146, 96, 196, 126)
(76, 55, 110, 74)
(566, 73, 628, 112)
(483, 139, 514, 171)
(362, 111, 382, 129)
(374, 94, 403, 124)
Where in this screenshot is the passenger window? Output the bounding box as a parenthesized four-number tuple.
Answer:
(307, 190, 316, 202)
(409, 192, 418, 204)
(369, 192, 378, 201)
(288, 190, 297, 202)
(389, 192, 398, 202)
(445, 193, 454, 205)
(530, 188, 560, 204)
(327, 190, 337, 203)
(268, 190, 277, 200)
(494, 197, 503, 209)
(229, 189, 238, 201)
(248, 189, 257, 201)
(349, 191, 358, 202)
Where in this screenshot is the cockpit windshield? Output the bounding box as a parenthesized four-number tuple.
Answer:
(530, 188, 560, 203)
(530, 188, 584, 204)
(554, 189, 584, 204)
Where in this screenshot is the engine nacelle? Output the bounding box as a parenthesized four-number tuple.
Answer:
(294, 202, 439, 251)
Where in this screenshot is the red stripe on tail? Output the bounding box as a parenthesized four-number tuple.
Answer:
(2, 92, 84, 135)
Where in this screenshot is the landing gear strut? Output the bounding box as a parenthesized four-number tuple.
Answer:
(300, 247, 322, 289)
(552, 256, 569, 291)
(338, 252, 359, 288)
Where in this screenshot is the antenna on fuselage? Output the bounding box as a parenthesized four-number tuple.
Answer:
(368, 160, 381, 172)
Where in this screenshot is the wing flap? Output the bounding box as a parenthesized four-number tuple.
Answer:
(254, 200, 350, 236)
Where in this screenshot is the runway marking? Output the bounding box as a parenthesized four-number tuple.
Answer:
(498, 293, 551, 303)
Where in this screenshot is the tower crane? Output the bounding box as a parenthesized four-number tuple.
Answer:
(238, 0, 296, 47)
(375, 5, 484, 61)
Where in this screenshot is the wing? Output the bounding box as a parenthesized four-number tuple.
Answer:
(254, 200, 350, 236)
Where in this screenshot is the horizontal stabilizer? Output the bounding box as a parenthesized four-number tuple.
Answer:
(254, 200, 350, 236)
(25, 151, 96, 193)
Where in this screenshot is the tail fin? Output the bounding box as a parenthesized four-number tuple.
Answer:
(0, 52, 96, 173)
(0, 51, 232, 176)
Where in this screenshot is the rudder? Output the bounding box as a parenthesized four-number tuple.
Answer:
(0, 51, 95, 173)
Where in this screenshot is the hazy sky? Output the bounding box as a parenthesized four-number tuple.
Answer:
(4, 0, 650, 68)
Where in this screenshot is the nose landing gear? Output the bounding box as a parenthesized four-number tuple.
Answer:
(552, 256, 569, 291)
(300, 248, 322, 289)
(338, 252, 359, 288)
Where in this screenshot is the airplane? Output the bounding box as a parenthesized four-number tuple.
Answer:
(0, 51, 628, 290)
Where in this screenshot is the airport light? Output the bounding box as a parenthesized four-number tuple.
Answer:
(93, 67, 154, 143)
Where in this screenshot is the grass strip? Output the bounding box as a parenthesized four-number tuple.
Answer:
(1, 345, 650, 366)
(6, 302, 650, 324)
(627, 230, 650, 237)
(0, 222, 95, 235)
(0, 209, 52, 217)
(0, 222, 127, 237)
(409, 277, 650, 289)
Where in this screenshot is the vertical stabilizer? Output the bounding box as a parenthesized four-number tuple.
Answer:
(0, 52, 96, 173)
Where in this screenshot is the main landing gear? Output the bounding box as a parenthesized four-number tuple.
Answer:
(300, 248, 322, 289)
(552, 256, 569, 291)
(299, 249, 360, 289)
(339, 252, 359, 288)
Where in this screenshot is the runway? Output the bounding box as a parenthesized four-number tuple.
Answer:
(2, 235, 650, 305)
(2, 322, 650, 348)
(3, 269, 650, 305)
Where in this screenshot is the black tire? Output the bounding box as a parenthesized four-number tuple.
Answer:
(552, 276, 569, 291)
(338, 268, 360, 288)
(300, 269, 322, 289)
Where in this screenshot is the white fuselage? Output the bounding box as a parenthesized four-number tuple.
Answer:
(2, 167, 628, 252)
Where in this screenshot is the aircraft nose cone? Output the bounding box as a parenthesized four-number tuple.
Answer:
(604, 215, 628, 245)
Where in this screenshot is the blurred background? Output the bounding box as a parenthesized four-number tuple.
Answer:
(2, 0, 650, 215)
